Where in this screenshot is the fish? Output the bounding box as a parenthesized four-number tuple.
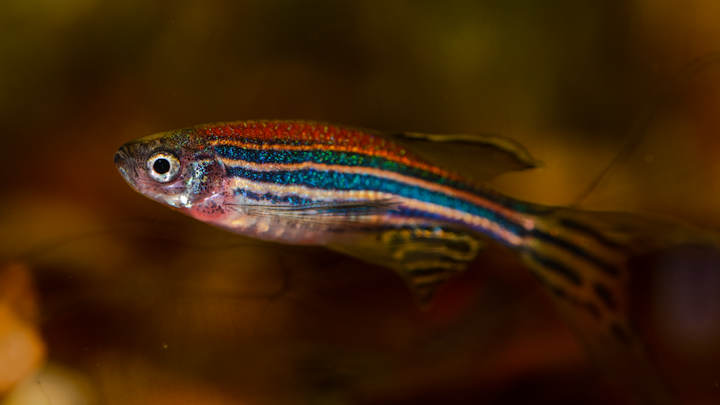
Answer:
(114, 120, 719, 404)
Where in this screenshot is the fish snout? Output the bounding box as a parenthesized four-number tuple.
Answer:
(114, 145, 137, 185)
(113, 147, 127, 166)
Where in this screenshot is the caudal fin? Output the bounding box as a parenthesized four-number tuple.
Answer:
(519, 208, 720, 404)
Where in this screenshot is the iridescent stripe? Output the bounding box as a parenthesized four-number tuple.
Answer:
(226, 164, 622, 277)
(218, 156, 534, 229)
(200, 121, 420, 169)
(205, 121, 624, 282)
(211, 139, 459, 181)
(213, 144, 467, 189)
(227, 176, 525, 246)
(227, 166, 527, 235)
(238, 189, 478, 230)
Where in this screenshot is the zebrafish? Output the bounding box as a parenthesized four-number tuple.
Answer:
(114, 120, 718, 404)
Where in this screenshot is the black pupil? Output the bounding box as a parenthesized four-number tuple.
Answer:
(153, 158, 171, 174)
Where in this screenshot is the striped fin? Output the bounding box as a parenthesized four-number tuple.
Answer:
(519, 208, 692, 404)
(329, 226, 484, 305)
(387, 131, 541, 182)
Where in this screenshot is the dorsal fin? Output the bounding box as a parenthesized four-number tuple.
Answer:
(386, 131, 541, 182)
(329, 226, 484, 305)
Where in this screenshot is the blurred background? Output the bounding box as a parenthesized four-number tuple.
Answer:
(1, 1, 720, 404)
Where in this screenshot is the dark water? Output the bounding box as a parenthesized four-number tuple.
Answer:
(1, 2, 720, 404)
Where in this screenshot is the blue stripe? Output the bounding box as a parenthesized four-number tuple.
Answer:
(215, 144, 474, 190)
(214, 144, 543, 214)
(227, 166, 527, 241)
(236, 189, 317, 206)
(230, 168, 616, 274)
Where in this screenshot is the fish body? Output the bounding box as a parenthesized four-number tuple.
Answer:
(118, 122, 526, 244)
(115, 120, 717, 404)
(112, 121, 648, 319)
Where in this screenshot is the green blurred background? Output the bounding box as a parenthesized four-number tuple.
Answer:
(1, 1, 720, 404)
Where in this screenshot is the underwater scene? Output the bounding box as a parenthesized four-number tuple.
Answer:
(2, 1, 720, 404)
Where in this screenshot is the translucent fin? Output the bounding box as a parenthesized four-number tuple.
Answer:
(225, 199, 399, 225)
(328, 226, 484, 305)
(521, 207, 720, 404)
(386, 131, 541, 182)
(538, 274, 673, 405)
(553, 208, 720, 254)
(235, 199, 397, 217)
(573, 52, 720, 209)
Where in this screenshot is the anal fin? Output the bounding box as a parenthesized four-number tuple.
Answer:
(329, 226, 484, 306)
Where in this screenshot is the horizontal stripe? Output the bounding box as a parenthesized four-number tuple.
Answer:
(228, 162, 619, 276)
(200, 121, 412, 157)
(189, 121, 635, 332)
(236, 187, 506, 239)
(209, 126, 547, 216)
(530, 229, 619, 277)
(558, 217, 628, 251)
(203, 122, 629, 295)
(526, 250, 583, 286)
(227, 166, 527, 236)
(215, 144, 471, 190)
(228, 177, 524, 246)
(212, 139, 459, 182)
(216, 146, 546, 216)
(230, 167, 618, 276)
(237, 189, 327, 206)
(219, 157, 534, 230)
(202, 121, 419, 167)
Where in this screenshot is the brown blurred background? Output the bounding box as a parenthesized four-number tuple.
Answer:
(1, 1, 720, 404)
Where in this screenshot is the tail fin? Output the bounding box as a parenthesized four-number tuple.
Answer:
(519, 208, 720, 404)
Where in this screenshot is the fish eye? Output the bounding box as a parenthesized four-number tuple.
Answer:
(147, 152, 180, 183)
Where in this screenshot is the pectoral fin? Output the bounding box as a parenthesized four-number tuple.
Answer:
(225, 198, 399, 226)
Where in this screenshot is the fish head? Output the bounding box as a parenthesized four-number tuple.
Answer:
(114, 129, 228, 213)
